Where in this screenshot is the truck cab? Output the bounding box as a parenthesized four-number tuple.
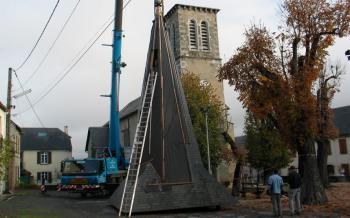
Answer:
(59, 158, 126, 196)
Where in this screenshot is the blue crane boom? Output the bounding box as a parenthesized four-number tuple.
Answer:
(109, 0, 124, 166)
(58, 0, 127, 196)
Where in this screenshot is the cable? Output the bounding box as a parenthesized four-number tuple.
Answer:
(15, 0, 61, 71)
(13, 0, 134, 116)
(22, 0, 81, 87)
(13, 70, 45, 127)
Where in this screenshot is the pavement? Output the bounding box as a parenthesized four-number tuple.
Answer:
(0, 189, 344, 218)
(0, 193, 14, 202)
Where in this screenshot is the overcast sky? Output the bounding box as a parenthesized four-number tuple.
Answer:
(1, 0, 349, 158)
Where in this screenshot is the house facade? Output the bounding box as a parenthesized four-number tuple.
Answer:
(8, 121, 21, 192)
(21, 128, 72, 185)
(0, 101, 7, 194)
(326, 106, 350, 177)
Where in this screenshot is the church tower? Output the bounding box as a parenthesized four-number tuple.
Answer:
(165, 4, 224, 101)
(165, 5, 234, 184)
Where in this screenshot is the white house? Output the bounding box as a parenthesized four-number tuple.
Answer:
(21, 128, 72, 185)
(0, 101, 7, 194)
(326, 106, 350, 177)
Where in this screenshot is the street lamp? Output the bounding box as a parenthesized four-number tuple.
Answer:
(345, 50, 350, 60)
(202, 107, 212, 175)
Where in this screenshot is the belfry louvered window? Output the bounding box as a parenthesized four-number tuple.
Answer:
(189, 20, 198, 50)
(201, 21, 209, 51)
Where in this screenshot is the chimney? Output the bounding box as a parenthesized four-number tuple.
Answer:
(64, 126, 68, 135)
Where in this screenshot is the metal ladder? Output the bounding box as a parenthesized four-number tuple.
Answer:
(119, 72, 158, 217)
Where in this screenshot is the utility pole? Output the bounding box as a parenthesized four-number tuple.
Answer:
(6, 68, 12, 140)
(4, 67, 13, 193)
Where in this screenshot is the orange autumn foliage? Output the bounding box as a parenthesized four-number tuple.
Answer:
(219, 0, 350, 149)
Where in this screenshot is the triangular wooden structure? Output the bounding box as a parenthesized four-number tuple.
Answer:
(110, 2, 234, 214)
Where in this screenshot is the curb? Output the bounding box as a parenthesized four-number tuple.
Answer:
(0, 194, 14, 202)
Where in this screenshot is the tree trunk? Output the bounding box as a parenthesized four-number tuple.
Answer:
(317, 140, 330, 188)
(221, 131, 243, 197)
(298, 138, 327, 205)
(263, 169, 273, 185)
(232, 161, 242, 196)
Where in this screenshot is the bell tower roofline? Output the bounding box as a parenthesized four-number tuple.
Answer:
(165, 4, 220, 19)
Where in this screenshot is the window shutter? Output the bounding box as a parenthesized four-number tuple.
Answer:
(48, 152, 52, 164)
(189, 20, 197, 49)
(48, 172, 52, 183)
(339, 139, 347, 154)
(327, 165, 335, 176)
(201, 21, 209, 50)
(327, 142, 332, 155)
(37, 152, 41, 164)
(37, 172, 40, 182)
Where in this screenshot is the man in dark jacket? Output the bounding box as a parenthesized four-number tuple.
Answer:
(288, 166, 302, 215)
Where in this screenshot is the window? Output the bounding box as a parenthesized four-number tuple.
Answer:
(341, 164, 349, 176)
(37, 172, 52, 184)
(327, 165, 335, 176)
(189, 20, 198, 50)
(326, 142, 332, 155)
(201, 21, 210, 51)
(41, 152, 48, 164)
(37, 151, 51, 165)
(63, 160, 104, 174)
(37, 132, 47, 137)
(339, 138, 347, 154)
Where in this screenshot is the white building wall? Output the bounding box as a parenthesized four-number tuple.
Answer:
(0, 107, 7, 194)
(279, 137, 350, 177)
(22, 150, 72, 184)
(327, 137, 350, 176)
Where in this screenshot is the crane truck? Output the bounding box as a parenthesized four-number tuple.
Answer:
(57, 0, 128, 196)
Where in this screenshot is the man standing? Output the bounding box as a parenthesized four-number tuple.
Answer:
(268, 169, 284, 217)
(288, 166, 302, 216)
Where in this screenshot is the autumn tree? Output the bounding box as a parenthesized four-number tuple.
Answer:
(316, 63, 343, 187)
(219, 0, 350, 205)
(245, 112, 292, 182)
(181, 72, 225, 171)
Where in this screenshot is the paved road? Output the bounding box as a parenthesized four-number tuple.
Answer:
(0, 189, 116, 218)
(0, 189, 338, 218)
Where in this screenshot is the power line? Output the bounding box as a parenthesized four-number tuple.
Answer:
(22, 0, 81, 87)
(15, 0, 61, 71)
(13, 70, 45, 127)
(13, 0, 134, 116)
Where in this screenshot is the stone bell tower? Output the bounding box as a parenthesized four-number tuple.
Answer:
(164, 5, 235, 184)
(164, 4, 224, 101)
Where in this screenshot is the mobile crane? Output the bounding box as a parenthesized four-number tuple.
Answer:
(58, 0, 127, 196)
